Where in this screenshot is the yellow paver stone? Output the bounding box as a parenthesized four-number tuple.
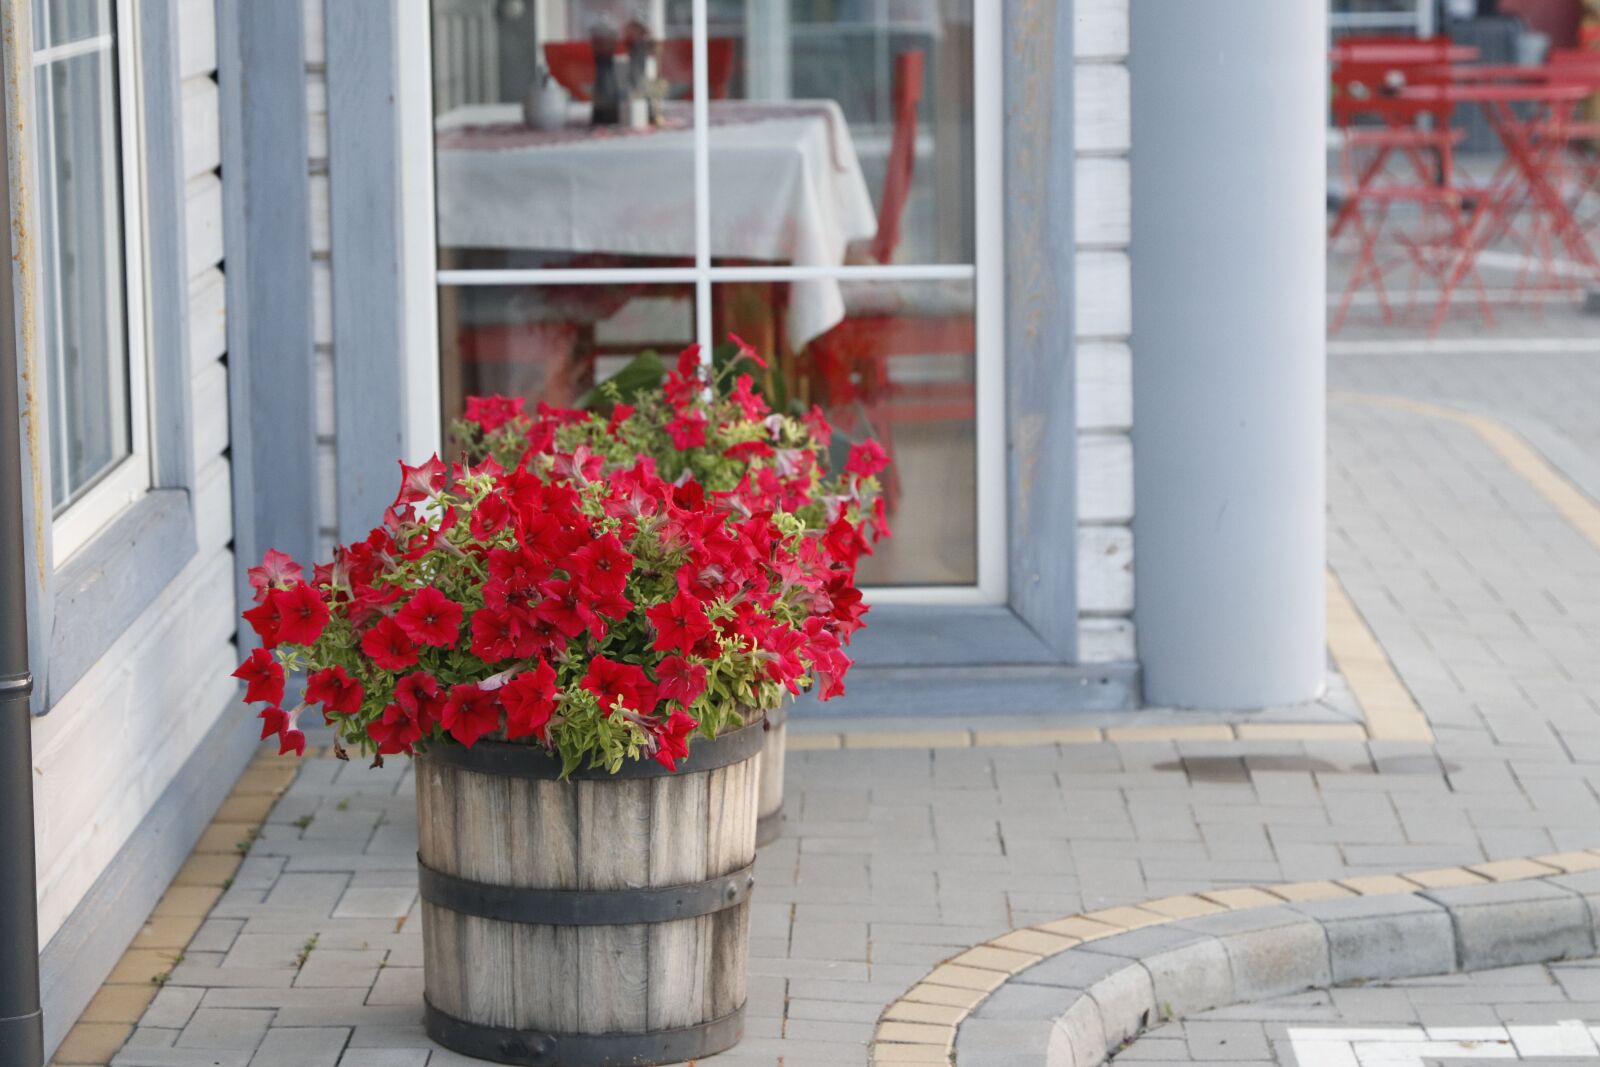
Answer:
(1272, 881, 1355, 903)
(78, 984, 157, 1025)
(787, 733, 843, 751)
(876, 1021, 954, 1047)
(1405, 867, 1488, 889)
(949, 946, 1040, 973)
(844, 730, 972, 750)
(152, 884, 223, 918)
(215, 792, 277, 823)
(106, 949, 176, 985)
(232, 765, 296, 795)
(173, 852, 241, 887)
(1338, 875, 1419, 895)
(52, 1021, 133, 1065)
(1104, 724, 1234, 743)
(871, 1045, 953, 1064)
(1536, 851, 1600, 874)
(1199, 887, 1283, 910)
(923, 964, 1008, 992)
(1140, 895, 1226, 920)
(1037, 916, 1124, 941)
(1084, 906, 1165, 930)
(1468, 858, 1559, 882)
(884, 1001, 969, 1026)
(901, 984, 988, 1010)
(195, 821, 260, 855)
(972, 728, 1103, 747)
(1233, 723, 1369, 742)
(992, 929, 1079, 955)
(130, 915, 202, 951)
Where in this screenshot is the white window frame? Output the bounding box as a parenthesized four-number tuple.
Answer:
(38, 0, 153, 563)
(397, 0, 1005, 605)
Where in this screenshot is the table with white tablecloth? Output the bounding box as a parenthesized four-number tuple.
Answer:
(434, 100, 879, 349)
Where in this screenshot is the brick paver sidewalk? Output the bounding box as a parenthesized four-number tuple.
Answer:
(65, 349, 1600, 1064)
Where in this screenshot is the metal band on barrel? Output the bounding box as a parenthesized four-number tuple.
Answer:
(416, 717, 764, 780)
(424, 1000, 745, 1067)
(417, 859, 756, 926)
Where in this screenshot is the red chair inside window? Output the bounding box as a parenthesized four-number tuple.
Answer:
(805, 50, 974, 512)
(544, 38, 735, 102)
(1328, 37, 1492, 333)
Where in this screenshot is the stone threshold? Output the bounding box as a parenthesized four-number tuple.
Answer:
(871, 852, 1600, 1065)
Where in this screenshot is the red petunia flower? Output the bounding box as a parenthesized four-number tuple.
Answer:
(396, 586, 464, 648)
(567, 533, 633, 599)
(665, 410, 708, 451)
(501, 659, 559, 741)
(464, 394, 525, 433)
(368, 702, 423, 755)
(845, 439, 889, 478)
(394, 672, 446, 734)
(652, 709, 699, 771)
(305, 666, 364, 717)
(360, 616, 418, 671)
(580, 656, 657, 717)
(655, 654, 707, 707)
(242, 597, 283, 649)
(442, 683, 501, 747)
(646, 591, 713, 654)
(247, 549, 304, 604)
(729, 332, 769, 369)
(273, 582, 331, 647)
(394, 454, 447, 506)
(469, 607, 526, 663)
(257, 705, 306, 757)
(232, 648, 285, 705)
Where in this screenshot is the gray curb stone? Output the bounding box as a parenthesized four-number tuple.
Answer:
(951, 877, 1600, 1066)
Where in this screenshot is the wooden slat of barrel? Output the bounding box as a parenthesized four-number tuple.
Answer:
(646, 769, 709, 1029)
(706, 757, 755, 1020)
(458, 772, 516, 1027)
(509, 777, 579, 1031)
(757, 719, 786, 844)
(576, 776, 652, 1033)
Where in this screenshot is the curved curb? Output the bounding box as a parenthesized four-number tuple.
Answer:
(869, 851, 1600, 1065)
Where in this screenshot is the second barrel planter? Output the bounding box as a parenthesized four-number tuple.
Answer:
(755, 703, 787, 846)
(415, 718, 763, 1066)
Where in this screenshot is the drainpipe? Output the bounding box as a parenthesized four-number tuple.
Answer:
(0, 73, 44, 1066)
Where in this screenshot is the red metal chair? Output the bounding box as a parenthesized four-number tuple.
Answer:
(544, 38, 735, 102)
(1329, 38, 1493, 332)
(805, 51, 974, 511)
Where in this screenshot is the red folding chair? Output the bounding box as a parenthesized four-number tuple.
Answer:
(1329, 38, 1493, 333)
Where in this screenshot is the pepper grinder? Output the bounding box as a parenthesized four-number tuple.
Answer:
(590, 22, 621, 126)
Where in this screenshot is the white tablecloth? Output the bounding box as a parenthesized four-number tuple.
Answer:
(434, 101, 878, 348)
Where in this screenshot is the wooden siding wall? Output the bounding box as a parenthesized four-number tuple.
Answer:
(304, 0, 339, 557)
(1074, 0, 1134, 663)
(31, 0, 238, 944)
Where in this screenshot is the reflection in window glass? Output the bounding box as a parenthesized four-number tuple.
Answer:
(34, 0, 132, 511)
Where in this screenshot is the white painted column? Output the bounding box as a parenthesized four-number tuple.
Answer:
(1129, 1, 1327, 708)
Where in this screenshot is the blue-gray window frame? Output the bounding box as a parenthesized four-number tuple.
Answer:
(321, 0, 1131, 716)
(12, 1, 201, 715)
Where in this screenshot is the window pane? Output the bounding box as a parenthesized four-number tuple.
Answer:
(41, 0, 110, 49)
(439, 281, 697, 438)
(37, 38, 131, 512)
(701, 1, 975, 271)
(430, 0, 698, 271)
(712, 277, 977, 587)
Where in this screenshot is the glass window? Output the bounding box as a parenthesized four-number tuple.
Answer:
(33, 0, 148, 557)
(427, 0, 998, 596)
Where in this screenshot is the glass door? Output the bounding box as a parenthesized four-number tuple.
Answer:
(423, 0, 1003, 600)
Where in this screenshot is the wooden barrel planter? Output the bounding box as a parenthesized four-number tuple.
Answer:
(755, 704, 786, 846)
(414, 717, 763, 1066)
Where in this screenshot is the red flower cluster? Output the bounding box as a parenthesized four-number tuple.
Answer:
(235, 435, 870, 773)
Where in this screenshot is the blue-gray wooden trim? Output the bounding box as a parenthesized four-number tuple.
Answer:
(1002, 0, 1078, 664)
(215, 0, 319, 600)
(138, 0, 195, 490)
(848, 606, 1061, 667)
(793, 662, 1139, 718)
(325, 0, 407, 540)
(16, 0, 204, 710)
(46, 491, 195, 701)
(37, 696, 257, 1058)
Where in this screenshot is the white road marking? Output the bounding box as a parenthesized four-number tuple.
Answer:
(1289, 1022, 1600, 1066)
